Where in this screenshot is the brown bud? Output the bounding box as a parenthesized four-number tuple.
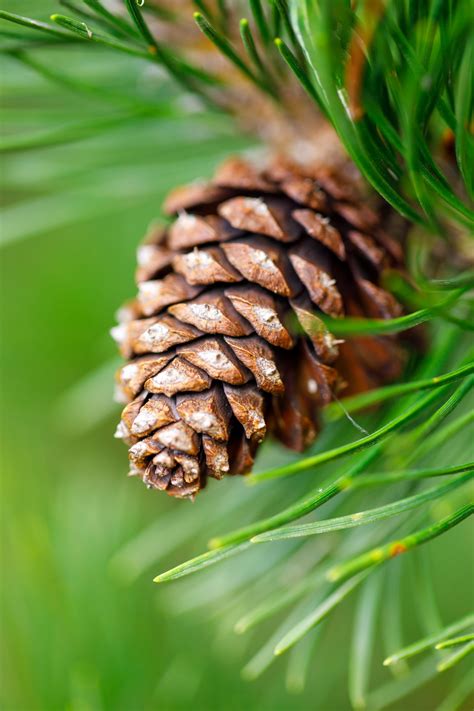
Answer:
(128, 437, 162, 467)
(270, 358, 318, 451)
(111, 316, 158, 358)
(300, 341, 340, 406)
(228, 431, 256, 475)
(372, 229, 404, 264)
(143, 464, 172, 491)
(334, 341, 378, 396)
(152, 449, 176, 468)
(121, 392, 147, 430)
(312, 166, 361, 202)
(167, 468, 201, 499)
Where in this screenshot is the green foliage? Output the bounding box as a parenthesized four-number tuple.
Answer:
(95, 0, 474, 229)
(292, 0, 474, 228)
(1, 1, 473, 710)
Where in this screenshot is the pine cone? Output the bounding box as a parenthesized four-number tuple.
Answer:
(112, 157, 406, 499)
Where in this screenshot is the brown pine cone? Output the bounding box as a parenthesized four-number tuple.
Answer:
(112, 157, 406, 499)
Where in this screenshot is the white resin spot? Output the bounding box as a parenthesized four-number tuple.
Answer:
(114, 421, 129, 439)
(151, 368, 182, 387)
(153, 450, 175, 467)
(120, 363, 138, 383)
(199, 349, 231, 370)
(139, 322, 169, 347)
(249, 412, 266, 431)
(110, 324, 127, 344)
(318, 271, 336, 289)
(214, 453, 229, 471)
(139, 281, 163, 299)
(189, 303, 222, 321)
(137, 245, 156, 266)
(307, 379, 318, 394)
(250, 248, 277, 271)
(187, 412, 217, 430)
(256, 357, 278, 379)
(253, 306, 280, 329)
(178, 212, 198, 229)
(129, 441, 150, 459)
(132, 409, 158, 434)
(244, 197, 267, 217)
(158, 425, 191, 451)
(113, 384, 129, 404)
(182, 460, 199, 477)
(185, 250, 213, 268)
(115, 305, 135, 323)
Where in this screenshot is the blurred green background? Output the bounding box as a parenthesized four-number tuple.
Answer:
(1, 2, 473, 710)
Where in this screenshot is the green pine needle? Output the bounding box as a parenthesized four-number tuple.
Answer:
(435, 633, 474, 650)
(328, 504, 474, 583)
(324, 362, 474, 422)
(384, 614, 474, 666)
(436, 641, 474, 672)
(153, 542, 251, 583)
(249, 379, 469, 484)
(253, 472, 473, 542)
(274, 571, 370, 656)
(194, 11, 274, 97)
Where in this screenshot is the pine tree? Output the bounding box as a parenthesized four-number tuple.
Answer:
(1, 1, 472, 708)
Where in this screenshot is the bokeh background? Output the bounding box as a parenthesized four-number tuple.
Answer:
(1, 2, 473, 710)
